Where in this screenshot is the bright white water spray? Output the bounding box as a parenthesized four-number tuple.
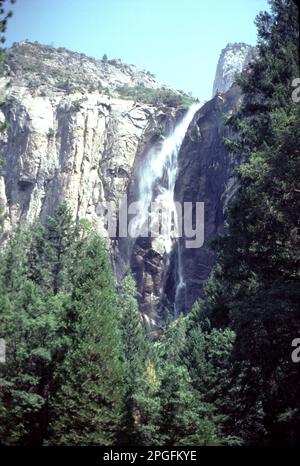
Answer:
(132, 102, 202, 316)
(132, 102, 202, 253)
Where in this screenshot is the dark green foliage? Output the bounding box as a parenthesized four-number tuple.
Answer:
(116, 83, 195, 108)
(193, 0, 300, 446)
(158, 363, 219, 446)
(0, 225, 70, 444)
(0, 207, 125, 445)
(48, 235, 125, 445)
(183, 313, 238, 444)
(0, 1, 15, 45)
(157, 316, 221, 446)
(47, 127, 54, 138)
(119, 273, 161, 445)
(26, 204, 79, 293)
(1, 211, 227, 447)
(226, 0, 299, 156)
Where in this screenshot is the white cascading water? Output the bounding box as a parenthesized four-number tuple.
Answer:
(132, 102, 202, 315)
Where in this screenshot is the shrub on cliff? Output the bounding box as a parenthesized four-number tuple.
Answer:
(116, 83, 195, 108)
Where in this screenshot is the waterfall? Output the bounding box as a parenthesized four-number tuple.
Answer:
(132, 102, 202, 315)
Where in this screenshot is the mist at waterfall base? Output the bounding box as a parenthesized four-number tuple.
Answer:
(131, 102, 203, 316)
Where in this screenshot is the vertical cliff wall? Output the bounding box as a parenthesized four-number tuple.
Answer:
(0, 41, 246, 321)
(162, 85, 242, 315)
(0, 42, 178, 245)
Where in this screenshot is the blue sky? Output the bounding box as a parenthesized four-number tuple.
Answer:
(4, 0, 270, 101)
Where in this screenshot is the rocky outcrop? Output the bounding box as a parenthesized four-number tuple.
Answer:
(212, 42, 256, 96)
(5, 41, 167, 95)
(4, 41, 193, 106)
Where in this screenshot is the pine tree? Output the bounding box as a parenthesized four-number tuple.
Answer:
(119, 272, 161, 445)
(157, 316, 220, 446)
(184, 309, 243, 445)
(0, 207, 124, 445)
(48, 234, 125, 445)
(27, 204, 78, 293)
(159, 363, 219, 446)
(0, 226, 69, 444)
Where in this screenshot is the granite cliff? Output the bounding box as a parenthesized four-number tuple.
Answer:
(0, 41, 250, 321)
(0, 41, 182, 241)
(212, 42, 256, 96)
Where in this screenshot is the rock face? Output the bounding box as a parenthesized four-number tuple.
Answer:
(162, 85, 242, 314)
(0, 41, 245, 321)
(0, 42, 178, 245)
(0, 41, 181, 324)
(212, 42, 256, 96)
(122, 87, 243, 320)
(0, 83, 168, 239)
